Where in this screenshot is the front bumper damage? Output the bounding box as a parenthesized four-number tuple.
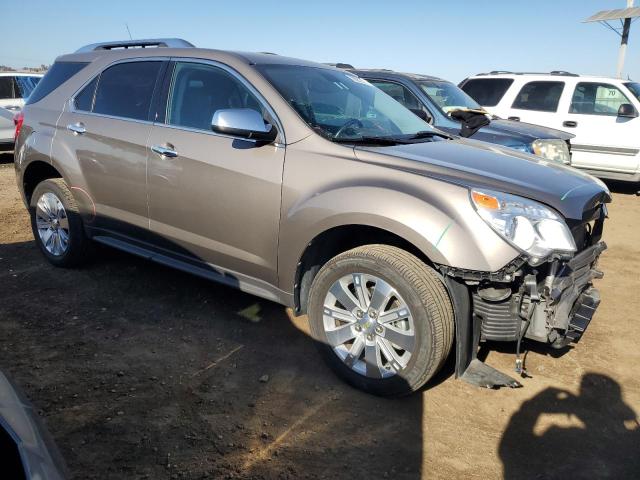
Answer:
(441, 240, 607, 389)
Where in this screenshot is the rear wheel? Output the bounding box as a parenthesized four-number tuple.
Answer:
(307, 245, 454, 396)
(29, 178, 91, 267)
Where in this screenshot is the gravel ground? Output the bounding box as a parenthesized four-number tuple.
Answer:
(1, 153, 638, 479)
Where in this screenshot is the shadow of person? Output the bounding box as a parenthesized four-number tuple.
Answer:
(499, 373, 639, 479)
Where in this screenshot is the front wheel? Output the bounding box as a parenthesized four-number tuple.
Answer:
(307, 245, 455, 397)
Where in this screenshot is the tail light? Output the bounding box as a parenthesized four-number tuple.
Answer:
(14, 111, 24, 142)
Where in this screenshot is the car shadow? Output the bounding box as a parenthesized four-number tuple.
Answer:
(603, 179, 639, 196)
(0, 238, 426, 479)
(499, 372, 640, 479)
(0, 152, 14, 164)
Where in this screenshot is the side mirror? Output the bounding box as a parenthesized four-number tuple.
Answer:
(410, 108, 432, 123)
(617, 103, 638, 118)
(211, 108, 277, 143)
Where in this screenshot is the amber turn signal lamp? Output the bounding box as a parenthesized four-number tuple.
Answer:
(472, 191, 500, 210)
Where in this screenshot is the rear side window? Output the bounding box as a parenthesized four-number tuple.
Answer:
(512, 81, 564, 112)
(368, 80, 421, 110)
(14, 76, 41, 98)
(74, 77, 98, 111)
(26, 62, 88, 105)
(0, 77, 13, 99)
(460, 78, 513, 106)
(93, 61, 162, 121)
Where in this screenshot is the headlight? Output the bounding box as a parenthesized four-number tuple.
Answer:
(470, 188, 576, 264)
(531, 139, 571, 164)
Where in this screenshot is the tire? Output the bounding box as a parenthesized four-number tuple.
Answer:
(307, 245, 454, 397)
(29, 178, 91, 267)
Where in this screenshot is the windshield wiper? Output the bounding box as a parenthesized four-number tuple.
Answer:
(332, 136, 405, 146)
(406, 130, 454, 140)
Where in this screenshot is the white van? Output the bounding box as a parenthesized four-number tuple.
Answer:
(460, 72, 640, 182)
(0, 72, 42, 147)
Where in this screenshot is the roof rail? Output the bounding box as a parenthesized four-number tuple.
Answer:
(324, 63, 355, 69)
(75, 38, 195, 53)
(476, 70, 579, 77)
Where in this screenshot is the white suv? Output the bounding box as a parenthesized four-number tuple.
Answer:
(460, 72, 640, 182)
(0, 72, 42, 148)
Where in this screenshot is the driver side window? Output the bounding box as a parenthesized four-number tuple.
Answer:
(167, 62, 267, 131)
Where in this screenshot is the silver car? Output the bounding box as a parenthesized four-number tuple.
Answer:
(14, 39, 610, 396)
(0, 72, 42, 147)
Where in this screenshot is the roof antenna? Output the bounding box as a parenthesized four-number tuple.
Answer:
(125, 23, 133, 40)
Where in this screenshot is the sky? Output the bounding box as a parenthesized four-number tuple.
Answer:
(1, 0, 638, 82)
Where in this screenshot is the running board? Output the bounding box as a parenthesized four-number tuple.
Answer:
(460, 359, 522, 389)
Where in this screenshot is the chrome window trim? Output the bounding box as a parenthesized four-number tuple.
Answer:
(68, 57, 169, 121)
(163, 57, 286, 145)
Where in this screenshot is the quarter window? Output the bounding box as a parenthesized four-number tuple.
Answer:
(167, 62, 266, 131)
(74, 77, 98, 112)
(93, 61, 162, 121)
(511, 81, 564, 112)
(460, 78, 514, 107)
(570, 82, 633, 116)
(26, 62, 88, 105)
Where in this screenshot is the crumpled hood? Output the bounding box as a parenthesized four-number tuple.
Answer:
(353, 138, 610, 221)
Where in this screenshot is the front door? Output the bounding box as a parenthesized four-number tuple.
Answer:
(147, 60, 285, 284)
(564, 81, 640, 174)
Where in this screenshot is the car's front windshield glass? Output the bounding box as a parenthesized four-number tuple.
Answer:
(624, 82, 640, 102)
(418, 80, 482, 114)
(257, 64, 433, 141)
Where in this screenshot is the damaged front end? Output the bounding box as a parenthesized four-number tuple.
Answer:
(442, 198, 608, 389)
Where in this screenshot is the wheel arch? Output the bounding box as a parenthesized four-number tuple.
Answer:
(292, 222, 441, 316)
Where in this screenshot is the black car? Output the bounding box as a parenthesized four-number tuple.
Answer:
(335, 66, 574, 164)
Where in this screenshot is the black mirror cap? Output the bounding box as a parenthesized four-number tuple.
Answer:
(212, 123, 278, 144)
(617, 103, 638, 118)
(410, 108, 432, 123)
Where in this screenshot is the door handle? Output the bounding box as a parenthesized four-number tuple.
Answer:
(151, 144, 178, 158)
(563, 121, 578, 128)
(67, 122, 86, 135)
(508, 116, 520, 121)
(5, 105, 20, 111)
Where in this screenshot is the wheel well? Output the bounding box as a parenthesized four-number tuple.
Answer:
(22, 161, 62, 203)
(294, 225, 432, 315)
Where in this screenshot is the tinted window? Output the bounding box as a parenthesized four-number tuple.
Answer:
(570, 82, 633, 115)
(74, 77, 98, 112)
(512, 81, 564, 112)
(625, 82, 640, 102)
(368, 80, 421, 110)
(167, 62, 266, 131)
(460, 78, 513, 107)
(14, 76, 41, 98)
(0, 77, 13, 99)
(94, 61, 162, 121)
(26, 62, 88, 105)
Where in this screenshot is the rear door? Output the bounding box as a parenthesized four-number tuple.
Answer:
(564, 81, 640, 174)
(146, 59, 285, 284)
(502, 80, 566, 128)
(57, 59, 165, 233)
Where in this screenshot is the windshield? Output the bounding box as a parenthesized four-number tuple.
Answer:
(257, 64, 432, 141)
(624, 82, 640, 102)
(418, 80, 482, 114)
(14, 76, 41, 99)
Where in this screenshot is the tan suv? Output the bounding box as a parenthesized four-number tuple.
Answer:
(14, 39, 610, 396)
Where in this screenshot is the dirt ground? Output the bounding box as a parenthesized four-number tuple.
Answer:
(0, 153, 638, 479)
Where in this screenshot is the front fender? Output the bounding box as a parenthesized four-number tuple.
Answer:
(277, 181, 519, 293)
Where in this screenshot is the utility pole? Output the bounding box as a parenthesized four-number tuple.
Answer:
(617, 0, 634, 78)
(584, 0, 639, 78)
